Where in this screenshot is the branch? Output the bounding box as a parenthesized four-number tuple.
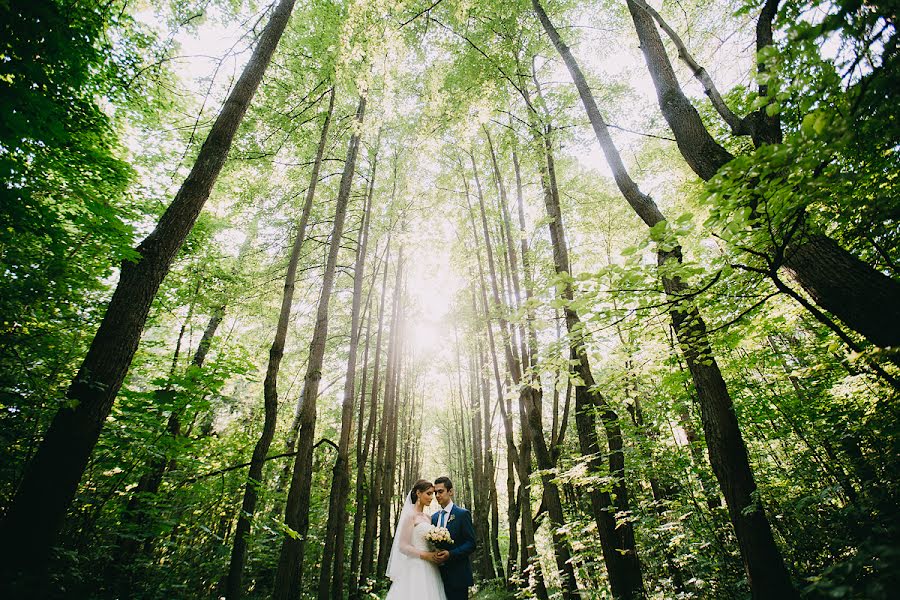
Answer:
(178, 438, 338, 485)
(703, 292, 778, 334)
(631, 0, 743, 135)
(426, 16, 538, 116)
(606, 122, 677, 142)
(400, 0, 446, 27)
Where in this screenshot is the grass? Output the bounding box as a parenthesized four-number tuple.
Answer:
(472, 581, 518, 600)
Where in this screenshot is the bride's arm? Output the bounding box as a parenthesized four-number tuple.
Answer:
(397, 515, 430, 560)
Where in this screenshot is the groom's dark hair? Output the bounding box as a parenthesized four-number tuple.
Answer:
(435, 476, 453, 490)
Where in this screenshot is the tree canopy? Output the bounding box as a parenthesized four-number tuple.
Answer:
(1, 0, 898, 598)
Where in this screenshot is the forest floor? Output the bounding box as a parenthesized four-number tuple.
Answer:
(375, 582, 516, 600)
(472, 583, 517, 600)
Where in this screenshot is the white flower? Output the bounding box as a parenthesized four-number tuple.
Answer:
(424, 525, 454, 548)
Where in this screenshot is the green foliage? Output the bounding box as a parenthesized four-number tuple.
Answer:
(2, 0, 899, 598)
(0, 0, 143, 503)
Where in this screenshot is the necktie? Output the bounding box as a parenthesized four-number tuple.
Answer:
(440, 509, 447, 527)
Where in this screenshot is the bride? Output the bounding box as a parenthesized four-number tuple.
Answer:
(385, 479, 447, 600)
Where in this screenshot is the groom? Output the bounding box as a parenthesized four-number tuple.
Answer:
(431, 476, 476, 600)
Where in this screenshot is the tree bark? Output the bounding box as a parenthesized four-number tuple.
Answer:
(661, 247, 797, 599)
(539, 128, 645, 600)
(624, 0, 900, 349)
(483, 139, 521, 586)
(624, 0, 734, 180)
(318, 144, 377, 600)
(357, 240, 393, 593)
(225, 83, 335, 600)
(376, 247, 405, 579)
(782, 234, 900, 350)
(510, 148, 550, 600)
(272, 94, 367, 600)
(468, 151, 524, 583)
(319, 151, 377, 600)
(532, 4, 798, 596)
(464, 301, 495, 581)
(348, 267, 377, 599)
(0, 0, 298, 590)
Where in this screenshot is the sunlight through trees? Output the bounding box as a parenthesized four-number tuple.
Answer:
(1, 0, 898, 598)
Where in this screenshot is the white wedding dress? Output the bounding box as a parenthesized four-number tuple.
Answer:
(385, 518, 447, 600)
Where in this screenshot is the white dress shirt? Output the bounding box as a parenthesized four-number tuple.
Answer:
(437, 500, 455, 528)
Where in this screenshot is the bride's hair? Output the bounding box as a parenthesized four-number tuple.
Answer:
(409, 479, 433, 504)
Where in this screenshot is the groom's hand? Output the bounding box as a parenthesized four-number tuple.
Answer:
(435, 550, 450, 564)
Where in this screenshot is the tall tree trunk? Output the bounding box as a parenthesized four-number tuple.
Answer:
(225, 84, 335, 600)
(463, 305, 494, 582)
(486, 128, 531, 588)
(670, 349, 725, 510)
(357, 241, 393, 593)
(478, 336, 502, 581)
(488, 462, 505, 582)
(376, 248, 405, 579)
(348, 261, 378, 600)
(454, 369, 473, 507)
(0, 1, 299, 589)
(624, 0, 900, 349)
(661, 249, 797, 598)
(272, 94, 367, 600)
(194, 300, 229, 436)
(536, 123, 645, 599)
(468, 151, 523, 583)
(510, 148, 551, 600)
(531, 4, 797, 597)
(318, 138, 378, 600)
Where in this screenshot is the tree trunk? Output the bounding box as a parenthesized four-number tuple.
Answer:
(782, 234, 900, 349)
(510, 148, 550, 600)
(224, 83, 334, 600)
(486, 129, 534, 588)
(624, 0, 900, 349)
(464, 306, 494, 581)
(272, 94, 367, 600)
(476, 334, 503, 581)
(318, 136, 377, 600)
(376, 248, 405, 579)
(0, 0, 298, 590)
(532, 4, 798, 596)
(661, 248, 797, 599)
(357, 240, 393, 593)
(348, 264, 377, 599)
(468, 150, 523, 583)
(538, 125, 645, 599)
(624, 0, 733, 180)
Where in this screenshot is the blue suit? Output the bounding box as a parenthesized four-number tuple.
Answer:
(431, 503, 476, 600)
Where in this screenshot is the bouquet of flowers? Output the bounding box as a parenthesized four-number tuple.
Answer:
(424, 525, 454, 551)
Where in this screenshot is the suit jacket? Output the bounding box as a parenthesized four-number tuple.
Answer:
(431, 503, 476, 588)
